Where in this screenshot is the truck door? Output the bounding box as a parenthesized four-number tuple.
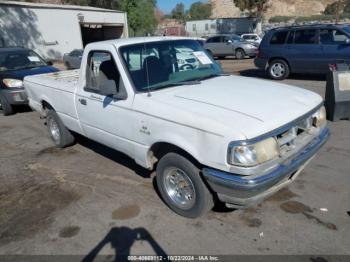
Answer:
(75, 48, 135, 158)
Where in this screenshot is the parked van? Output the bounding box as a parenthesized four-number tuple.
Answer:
(255, 24, 350, 80)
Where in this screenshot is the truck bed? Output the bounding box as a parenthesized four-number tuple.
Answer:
(25, 70, 79, 93)
(24, 70, 82, 134)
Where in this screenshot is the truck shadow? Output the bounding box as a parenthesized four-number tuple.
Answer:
(82, 227, 167, 262)
(73, 133, 152, 178)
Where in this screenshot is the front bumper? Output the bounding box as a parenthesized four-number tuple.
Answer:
(245, 48, 258, 57)
(0, 89, 28, 105)
(203, 127, 330, 208)
(254, 57, 268, 69)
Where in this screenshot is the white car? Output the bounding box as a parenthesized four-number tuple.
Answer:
(24, 37, 329, 218)
(241, 33, 262, 46)
(176, 47, 200, 71)
(63, 49, 83, 69)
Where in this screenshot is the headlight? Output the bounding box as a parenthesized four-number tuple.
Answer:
(312, 106, 327, 128)
(3, 79, 23, 88)
(228, 137, 280, 167)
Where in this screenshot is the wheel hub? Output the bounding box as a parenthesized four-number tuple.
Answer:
(48, 118, 60, 143)
(164, 168, 196, 210)
(271, 63, 285, 77)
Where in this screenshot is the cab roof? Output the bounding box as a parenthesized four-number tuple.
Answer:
(86, 36, 199, 49)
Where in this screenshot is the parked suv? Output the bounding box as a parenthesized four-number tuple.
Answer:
(204, 34, 257, 59)
(255, 24, 350, 80)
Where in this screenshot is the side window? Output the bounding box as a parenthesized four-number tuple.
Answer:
(223, 36, 231, 42)
(286, 31, 294, 44)
(86, 51, 120, 94)
(205, 23, 209, 31)
(192, 24, 196, 31)
(320, 29, 349, 45)
(206, 37, 213, 43)
(210, 36, 221, 43)
(270, 31, 288, 45)
(294, 30, 317, 44)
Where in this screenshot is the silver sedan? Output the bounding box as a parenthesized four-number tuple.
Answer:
(204, 34, 257, 59)
(63, 49, 83, 69)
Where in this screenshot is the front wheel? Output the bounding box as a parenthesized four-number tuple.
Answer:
(0, 95, 14, 116)
(156, 153, 214, 218)
(235, 48, 245, 59)
(268, 59, 290, 80)
(46, 110, 75, 148)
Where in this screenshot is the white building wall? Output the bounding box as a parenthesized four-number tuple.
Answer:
(185, 20, 217, 37)
(0, 3, 127, 59)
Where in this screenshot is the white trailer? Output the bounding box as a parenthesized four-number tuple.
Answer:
(0, 1, 128, 60)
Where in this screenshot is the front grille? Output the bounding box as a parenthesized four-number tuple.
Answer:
(276, 115, 316, 157)
(185, 58, 196, 63)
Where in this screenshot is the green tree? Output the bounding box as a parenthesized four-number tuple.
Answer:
(345, 2, 350, 13)
(118, 0, 157, 36)
(324, 2, 338, 14)
(188, 2, 212, 21)
(171, 3, 186, 23)
(233, 0, 269, 17)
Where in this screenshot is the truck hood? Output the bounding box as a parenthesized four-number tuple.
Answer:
(136, 75, 323, 140)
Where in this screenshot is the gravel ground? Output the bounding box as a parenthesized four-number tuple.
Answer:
(0, 58, 349, 258)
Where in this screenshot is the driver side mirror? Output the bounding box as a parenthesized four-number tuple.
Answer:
(100, 80, 117, 96)
(226, 40, 233, 44)
(100, 79, 127, 100)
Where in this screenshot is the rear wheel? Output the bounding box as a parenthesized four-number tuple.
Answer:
(268, 59, 290, 80)
(235, 48, 245, 59)
(156, 153, 214, 218)
(0, 95, 14, 116)
(46, 110, 75, 148)
(65, 61, 71, 69)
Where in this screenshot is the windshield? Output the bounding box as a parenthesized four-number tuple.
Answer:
(342, 26, 350, 35)
(0, 50, 47, 72)
(120, 40, 223, 92)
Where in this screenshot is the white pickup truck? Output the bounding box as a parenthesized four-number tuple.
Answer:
(24, 37, 329, 218)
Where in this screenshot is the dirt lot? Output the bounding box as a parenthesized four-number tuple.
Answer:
(0, 59, 349, 257)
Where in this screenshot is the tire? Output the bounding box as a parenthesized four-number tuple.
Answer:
(156, 152, 214, 218)
(65, 61, 71, 70)
(268, 59, 290, 80)
(46, 110, 75, 148)
(0, 95, 14, 116)
(235, 48, 245, 59)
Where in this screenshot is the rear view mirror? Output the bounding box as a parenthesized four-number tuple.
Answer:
(100, 79, 127, 100)
(227, 40, 233, 44)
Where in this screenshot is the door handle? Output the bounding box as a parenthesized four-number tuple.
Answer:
(79, 98, 87, 105)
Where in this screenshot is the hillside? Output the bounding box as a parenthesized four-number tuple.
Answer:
(209, 0, 338, 19)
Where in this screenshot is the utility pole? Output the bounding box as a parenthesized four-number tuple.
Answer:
(336, 0, 345, 24)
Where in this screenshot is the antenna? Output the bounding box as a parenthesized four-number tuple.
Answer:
(143, 40, 152, 97)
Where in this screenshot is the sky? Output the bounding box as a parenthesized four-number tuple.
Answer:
(157, 0, 207, 14)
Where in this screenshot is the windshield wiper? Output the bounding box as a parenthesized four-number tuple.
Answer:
(149, 80, 201, 91)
